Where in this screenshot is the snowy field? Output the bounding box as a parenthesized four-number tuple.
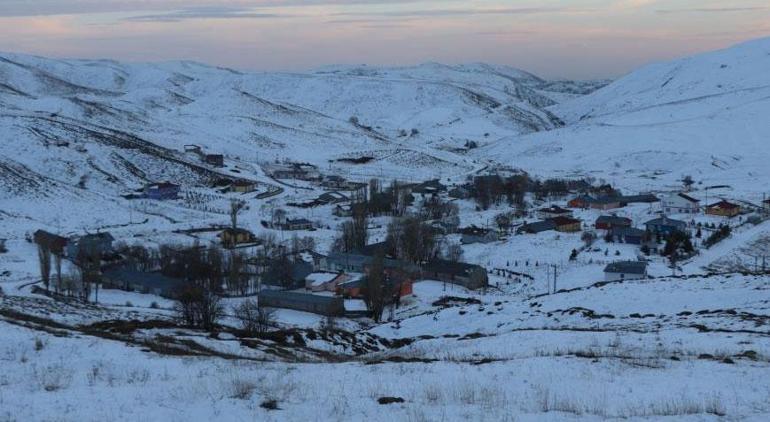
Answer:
(2, 38, 770, 421)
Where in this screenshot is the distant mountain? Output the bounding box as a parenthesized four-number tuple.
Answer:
(0, 53, 602, 228)
(481, 37, 770, 197)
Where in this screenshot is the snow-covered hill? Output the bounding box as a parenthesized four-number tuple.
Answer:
(480, 37, 770, 199)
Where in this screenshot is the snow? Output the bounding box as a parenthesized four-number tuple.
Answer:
(2, 37, 770, 420)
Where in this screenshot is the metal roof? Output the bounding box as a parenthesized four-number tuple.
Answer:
(258, 289, 342, 305)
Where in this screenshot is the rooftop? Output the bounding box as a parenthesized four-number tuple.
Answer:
(258, 289, 342, 305)
(707, 200, 740, 210)
(596, 215, 632, 224)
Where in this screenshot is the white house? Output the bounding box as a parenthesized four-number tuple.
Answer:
(604, 261, 648, 282)
(662, 192, 700, 214)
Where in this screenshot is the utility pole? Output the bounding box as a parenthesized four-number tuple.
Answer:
(552, 264, 558, 294)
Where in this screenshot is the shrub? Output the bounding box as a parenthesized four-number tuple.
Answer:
(35, 364, 73, 392)
(229, 378, 257, 400)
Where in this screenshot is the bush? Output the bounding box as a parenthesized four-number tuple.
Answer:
(229, 378, 257, 400)
(260, 399, 279, 410)
(35, 364, 73, 392)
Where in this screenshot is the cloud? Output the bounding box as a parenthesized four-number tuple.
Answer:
(331, 7, 575, 19)
(0, 0, 429, 18)
(656, 7, 769, 15)
(123, 7, 285, 22)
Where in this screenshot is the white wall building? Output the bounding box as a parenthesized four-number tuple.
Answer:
(662, 192, 700, 214)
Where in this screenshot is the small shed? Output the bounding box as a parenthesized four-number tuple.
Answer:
(604, 261, 648, 282)
(421, 260, 489, 290)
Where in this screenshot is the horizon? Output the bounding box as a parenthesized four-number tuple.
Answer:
(1, 0, 768, 80)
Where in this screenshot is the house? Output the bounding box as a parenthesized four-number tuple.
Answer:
(231, 180, 257, 193)
(67, 232, 115, 258)
(320, 175, 348, 190)
(324, 252, 418, 275)
(595, 216, 632, 230)
(0, 238, 6, 253)
(33, 230, 68, 256)
(421, 260, 488, 290)
(333, 204, 353, 217)
(645, 216, 688, 236)
(204, 154, 224, 167)
(705, 200, 741, 217)
(220, 228, 255, 248)
(265, 162, 322, 181)
(603, 261, 648, 282)
(411, 179, 447, 197)
(145, 182, 180, 200)
(282, 218, 314, 231)
(261, 260, 314, 289)
(102, 266, 186, 298)
(517, 220, 556, 234)
(590, 196, 623, 210)
(305, 272, 349, 292)
(567, 195, 595, 209)
(184, 144, 201, 153)
(448, 185, 472, 199)
(459, 226, 498, 244)
(318, 191, 350, 205)
(537, 205, 573, 219)
(258, 289, 345, 317)
(335, 276, 413, 300)
(662, 192, 700, 214)
(550, 216, 582, 232)
(609, 227, 648, 245)
(618, 194, 660, 205)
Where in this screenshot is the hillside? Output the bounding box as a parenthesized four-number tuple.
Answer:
(480, 37, 770, 201)
(2, 38, 770, 422)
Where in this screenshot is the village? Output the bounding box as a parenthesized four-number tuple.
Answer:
(16, 152, 770, 331)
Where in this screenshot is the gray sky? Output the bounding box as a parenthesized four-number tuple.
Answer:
(0, 0, 768, 79)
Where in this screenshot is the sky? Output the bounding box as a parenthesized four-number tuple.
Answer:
(0, 0, 768, 79)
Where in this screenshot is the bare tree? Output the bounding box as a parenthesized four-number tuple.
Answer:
(37, 243, 51, 292)
(271, 208, 287, 228)
(226, 251, 250, 295)
(230, 199, 246, 229)
(364, 252, 387, 322)
(174, 285, 224, 330)
(75, 243, 101, 303)
(232, 299, 273, 335)
(333, 214, 368, 253)
(53, 253, 62, 295)
(444, 242, 464, 262)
